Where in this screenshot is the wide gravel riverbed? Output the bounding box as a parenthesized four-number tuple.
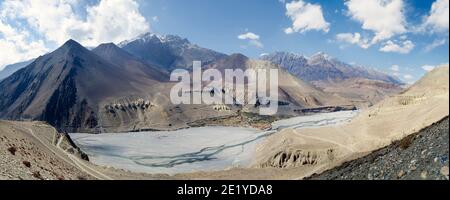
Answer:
(70, 111, 358, 174)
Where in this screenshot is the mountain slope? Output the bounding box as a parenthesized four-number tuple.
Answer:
(92, 43, 169, 81)
(0, 59, 34, 80)
(0, 40, 354, 133)
(119, 33, 227, 71)
(309, 117, 449, 180)
(0, 40, 164, 132)
(0, 120, 92, 180)
(261, 52, 403, 107)
(205, 54, 351, 110)
(261, 52, 400, 84)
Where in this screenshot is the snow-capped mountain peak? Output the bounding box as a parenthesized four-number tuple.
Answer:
(261, 51, 402, 84)
(119, 32, 191, 48)
(117, 32, 227, 70)
(309, 51, 334, 62)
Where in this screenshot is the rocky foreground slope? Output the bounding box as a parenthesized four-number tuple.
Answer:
(0, 120, 92, 180)
(309, 117, 449, 180)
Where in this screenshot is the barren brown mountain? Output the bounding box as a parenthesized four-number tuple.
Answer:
(0, 39, 354, 133)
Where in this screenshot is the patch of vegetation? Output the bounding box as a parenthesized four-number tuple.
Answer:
(189, 111, 291, 130)
(241, 112, 281, 124)
(399, 134, 415, 150)
(7, 146, 17, 155)
(22, 161, 31, 168)
(32, 171, 43, 180)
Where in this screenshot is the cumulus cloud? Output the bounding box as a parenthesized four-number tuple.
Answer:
(345, 0, 406, 44)
(238, 32, 263, 48)
(81, 0, 150, 46)
(379, 40, 415, 54)
(0, 19, 48, 71)
(1, 0, 79, 45)
(0, 0, 150, 70)
(238, 32, 260, 40)
(335, 32, 370, 49)
(423, 0, 449, 33)
(284, 0, 330, 34)
(1, 0, 150, 47)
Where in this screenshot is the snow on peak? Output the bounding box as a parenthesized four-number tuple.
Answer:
(310, 51, 333, 60)
(262, 51, 308, 60)
(118, 32, 191, 47)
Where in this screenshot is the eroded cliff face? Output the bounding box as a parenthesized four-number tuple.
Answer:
(260, 148, 335, 168)
(98, 97, 166, 132)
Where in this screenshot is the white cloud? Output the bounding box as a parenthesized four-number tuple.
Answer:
(82, 0, 150, 46)
(284, 0, 330, 34)
(390, 65, 400, 72)
(335, 32, 370, 49)
(0, 19, 48, 71)
(345, 0, 406, 44)
(238, 32, 263, 48)
(248, 40, 264, 48)
(238, 32, 260, 40)
(152, 16, 159, 22)
(0, 0, 150, 70)
(1, 0, 150, 47)
(379, 40, 415, 54)
(1, 0, 80, 45)
(423, 0, 449, 33)
(421, 65, 436, 72)
(403, 74, 413, 80)
(284, 28, 294, 34)
(424, 38, 447, 52)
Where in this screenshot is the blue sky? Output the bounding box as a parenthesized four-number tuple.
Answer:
(0, 0, 448, 83)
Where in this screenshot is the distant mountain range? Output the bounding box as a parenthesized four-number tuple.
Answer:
(119, 33, 227, 71)
(261, 52, 403, 107)
(261, 51, 401, 84)
(0, 32, 404, 132)
(0, 59, 34, 80)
